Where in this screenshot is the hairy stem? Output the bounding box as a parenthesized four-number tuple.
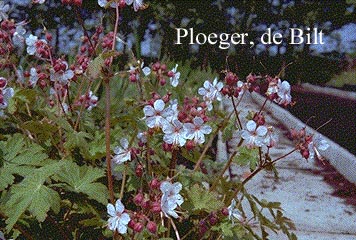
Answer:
(231, 96, 242, 130)
(105, 78, 114, 204)
(105, 3, 120, 205)
(169, 149, 178, 178)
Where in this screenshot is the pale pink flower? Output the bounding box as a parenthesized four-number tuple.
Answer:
(184, 117, 212, 144)
(162, 119, 187, 147)
(240, 120, 267, 148)
(160, 181, 184, 219)
(107, 199, 130, 234)
(143, 99, 173, 129)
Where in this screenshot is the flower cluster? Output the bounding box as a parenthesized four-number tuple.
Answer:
(290, 128, 329, 162)
(143, 96, 212, 149)
(198, 77, 223, 111)
(266, 77, 292, 106)
(238, 114, 278, 149)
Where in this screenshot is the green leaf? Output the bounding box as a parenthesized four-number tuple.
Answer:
(185, 184, 224, 212)
(87, 54, 104, 79)
(55, 161, 108, 205)
(63, 131, 92, 156)
(0, 164, 15, 191)
(3, 162, 63, 232)
(233, 146, 259, 170)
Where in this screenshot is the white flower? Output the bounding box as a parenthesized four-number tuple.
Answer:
(12, 25, 26, 49)
(29, 68, 38, 86)
(166, 99, 179, 123)
(276, 80, 291, 106)
(16, 67, 25, 84)
(263, 126, 278, 148)
(160, 181, 184, 219)
(184, 117, 212, 144)
(0, 87, 14, 110)
(198, 77, 223, 111)
(228, 199, 243, 225)
(50, 61, 74, 85)
(140, 61, 151, 76)
(113, 138, 131, 164)
(240, 120, 268, 148)
(162, 119, 187, 147)
(98, 0, 117, 8)
(25, 34, 47, 56)
(169, 64, 180, 87)
(125, 0, 143, 12)
(143, 99, 173, 129)
(25, 34, 38, 55)
(87, 91, 98, 111)
(137, 131, 147, 143)
(0, 1, 9, 22)
(308, 135, 329, 161)
(107, 199, 131, 234)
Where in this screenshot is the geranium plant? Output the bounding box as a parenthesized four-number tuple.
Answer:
(0, 1, 329, 239)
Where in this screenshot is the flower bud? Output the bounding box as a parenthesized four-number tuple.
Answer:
(225, 72, 238, 86)
(185, 140, 195, 151)
(209, 213, 219, 226)
(159, 78, 166, 86)
(128, 220, 136, 229)
(150, 201, 161, 213)
(133, 192, 144, 206)
(160, 64, 167, 71)
(167, 70, 174, 77)
(301, 149, 310, 159)
(147, 221, 157, 234)
(119, 0, 126, 8)
(152, 62, 160, 71)
(149, 178, 160, 190)
(221, 207, 229, 216)
(135, 164, 143, 177)
(199, 220, 208, 236)
(134, 222, 144, 233)
(0, 77, 7, 89)
(142, 200, 150, 209)
(45, 32, 52, 42)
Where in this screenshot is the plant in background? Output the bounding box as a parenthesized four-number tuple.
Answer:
(0, 0, 330, 239)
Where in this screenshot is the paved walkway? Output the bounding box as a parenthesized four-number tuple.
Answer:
(219, 92, 356, 239)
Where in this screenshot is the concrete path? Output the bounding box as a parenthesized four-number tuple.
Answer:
(218, 92, 356, 239)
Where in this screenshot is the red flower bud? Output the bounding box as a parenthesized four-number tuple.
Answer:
(221, 207, 229, 216)
(135, 164, 143, 177)
(152, 62, 160, 71)
(128, 220, 136, 229)
(0, 77, 7, 89)
(45, 32, 52, 42)
(151, 201, 161, 213)
(160, 64, 167, 71)
(134, 222, 144, 233)
(133, 192, 144, 206)
(149, 178, 160, 190)
(147, 221, 157, 234)
(167, 70, 174, 77)
(185, 140, 195, 151)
